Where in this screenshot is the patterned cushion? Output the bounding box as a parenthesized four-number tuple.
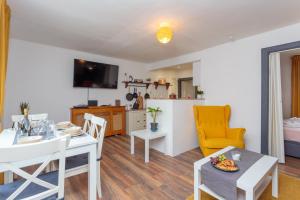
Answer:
(0, 171, 62, 200)
(66, 153, 88, 170)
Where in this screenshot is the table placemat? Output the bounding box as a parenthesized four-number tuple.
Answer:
(201, 148, 263, 200)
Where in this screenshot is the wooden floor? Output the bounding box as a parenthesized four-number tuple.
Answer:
(279, 156, 300, 179)
(64, 135, 300, 200)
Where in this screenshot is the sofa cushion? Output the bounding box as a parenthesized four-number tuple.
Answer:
(203, 138, 244, 149)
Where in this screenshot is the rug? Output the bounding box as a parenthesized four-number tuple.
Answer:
(186, 173, 300, 200)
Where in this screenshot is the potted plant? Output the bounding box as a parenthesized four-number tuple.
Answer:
(147, 107, 162, 132)
(20, 102, 30, 115)
(196, 89, 204, 99)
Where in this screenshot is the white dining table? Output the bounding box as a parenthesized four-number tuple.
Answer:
(0, 128, 98, 200)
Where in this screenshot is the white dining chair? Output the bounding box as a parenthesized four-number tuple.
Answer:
(82, 113, 93, 133)
(65, 115, 107, 198)
(0, 136, 69, 200)
(11, 113, 48, 128)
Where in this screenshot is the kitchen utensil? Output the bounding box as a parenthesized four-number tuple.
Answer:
(144, 88, 150, 99)
(137, 92, 144, 109)
(124, 73, 128, 82)
(129, 75, 134, 82)
(144, 93, 150, 99)
(126, 87, 134, 101)
(133, 88, 138, 98)
(132, 99, 139, 110)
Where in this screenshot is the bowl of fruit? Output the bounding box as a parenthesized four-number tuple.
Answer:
(210, 154, 239, 172)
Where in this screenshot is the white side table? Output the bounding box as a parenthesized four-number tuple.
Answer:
(130, 129, 166, 163)
(194, 146, 278, 200)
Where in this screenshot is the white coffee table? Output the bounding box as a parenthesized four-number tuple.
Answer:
(194, 146, 278, 200)
(130, 129, 166, 163)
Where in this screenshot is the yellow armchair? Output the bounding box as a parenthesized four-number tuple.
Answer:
(193, 105, 245, 156)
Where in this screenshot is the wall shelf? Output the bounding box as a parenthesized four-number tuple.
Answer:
(122, 81, 171, 90)
(122, 81, 151, 89)
(153, 82, 171, 90)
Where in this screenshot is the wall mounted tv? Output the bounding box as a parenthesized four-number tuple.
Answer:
(73, 59, 119, 89)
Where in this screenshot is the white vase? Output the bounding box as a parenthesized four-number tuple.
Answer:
(197, 94, 204, 100)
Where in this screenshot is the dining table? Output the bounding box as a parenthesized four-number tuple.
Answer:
(0, 127, 98, 200)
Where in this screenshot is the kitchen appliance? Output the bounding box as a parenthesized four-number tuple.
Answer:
(88, 100, 98, 106)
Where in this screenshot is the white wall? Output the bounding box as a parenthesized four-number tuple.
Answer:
(4, 39, 148, 128)
(146, 22, 300, 153)
(280, 53, 292, 119)
(146, 99, 201, 157)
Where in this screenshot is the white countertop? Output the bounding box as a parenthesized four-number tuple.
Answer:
(147, 98, 204, 101)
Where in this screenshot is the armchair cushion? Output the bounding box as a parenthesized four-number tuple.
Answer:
(203, 138, 244, 149)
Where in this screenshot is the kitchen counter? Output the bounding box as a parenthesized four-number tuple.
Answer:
(148, 98, 205, 100)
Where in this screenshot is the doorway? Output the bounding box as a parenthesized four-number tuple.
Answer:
(261, 41, 300, 176)
(261, 41, 300, 154)
(178, 77, 197, 99)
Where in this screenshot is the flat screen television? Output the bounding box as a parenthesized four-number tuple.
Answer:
(73, 59, 119, 89)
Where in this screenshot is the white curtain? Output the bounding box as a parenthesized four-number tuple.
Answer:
(268, 52, 285, 163)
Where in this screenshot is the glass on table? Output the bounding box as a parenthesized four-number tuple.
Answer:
(231, 150, 241, 161)
(47, 120, 55, 132)
(47, 120, 58, 140)
(30, 120, 43, 135)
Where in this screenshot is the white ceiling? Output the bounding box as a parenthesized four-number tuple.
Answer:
(8, 0, 300, 63)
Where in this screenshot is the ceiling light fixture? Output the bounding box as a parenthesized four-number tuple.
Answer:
(156, 23, 173, 44)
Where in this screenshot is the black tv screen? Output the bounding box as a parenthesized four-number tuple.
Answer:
(73, 59, 119, 89)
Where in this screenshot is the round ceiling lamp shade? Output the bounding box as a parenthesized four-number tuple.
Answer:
(156, 26, 173, 44)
